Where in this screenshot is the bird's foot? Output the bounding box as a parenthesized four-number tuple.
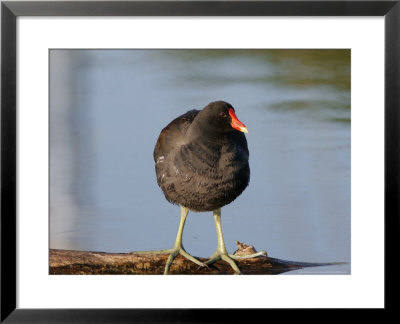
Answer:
(205, 250, 242, 275)
(131, 247, 207, 274)
(164, 246, 208, 274)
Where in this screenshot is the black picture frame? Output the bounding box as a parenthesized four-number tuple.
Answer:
(1, 0, 398, 321)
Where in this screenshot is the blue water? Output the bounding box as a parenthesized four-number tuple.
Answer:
(50, 49, 350, 274)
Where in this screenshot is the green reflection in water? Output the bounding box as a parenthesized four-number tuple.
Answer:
(265, 49, 351, 90)
(160, 49, 350, 92)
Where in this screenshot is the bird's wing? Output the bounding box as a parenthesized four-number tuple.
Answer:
(153, 109, 199, 162)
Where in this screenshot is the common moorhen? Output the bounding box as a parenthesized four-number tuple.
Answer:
(136, 101, 265, 274)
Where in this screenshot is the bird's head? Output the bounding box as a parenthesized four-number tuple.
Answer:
(200, 101, 248, 134)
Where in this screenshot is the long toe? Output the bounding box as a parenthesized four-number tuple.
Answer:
(205, 250, 222, 265)
(129, 248, 204, 274)
(163, 250, 179, 274)
(206, 251, 241, 274)
(130, 249, 174, 255)
(205, 256, 220, 267)
(179, 249, 208, 268)
(163, 247, 206, 274)
(229, 250, 267, 260)
(221, 254, 241, 274)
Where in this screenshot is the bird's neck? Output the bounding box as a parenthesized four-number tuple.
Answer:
(187, 119, 229, 145)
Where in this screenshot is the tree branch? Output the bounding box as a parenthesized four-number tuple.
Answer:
(50, 242, 340, 275)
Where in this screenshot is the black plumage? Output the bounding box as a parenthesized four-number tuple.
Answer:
(154, 101, 250, 212)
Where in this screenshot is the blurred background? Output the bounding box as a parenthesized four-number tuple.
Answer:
(50, 49, 350, 274)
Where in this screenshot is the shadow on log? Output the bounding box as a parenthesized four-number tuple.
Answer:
(50, 241, 343, 275)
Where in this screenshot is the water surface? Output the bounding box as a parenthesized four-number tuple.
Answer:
(50, 49, 350, 274)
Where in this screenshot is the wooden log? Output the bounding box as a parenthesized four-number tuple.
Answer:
(50, 242, 341, 275)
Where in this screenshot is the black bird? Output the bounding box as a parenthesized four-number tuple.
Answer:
(137, 101, 265, 274)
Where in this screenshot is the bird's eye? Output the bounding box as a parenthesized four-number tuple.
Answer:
(219, 112, 227, 118)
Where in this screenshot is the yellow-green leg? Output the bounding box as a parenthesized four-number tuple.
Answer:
(132, 206, 206, 274)
(206, 208, 266, 275)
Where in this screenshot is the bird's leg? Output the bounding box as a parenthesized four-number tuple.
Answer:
(131, 206, 206, 274)
(163, 205, 208, 274)
(205, 208, 242, 275)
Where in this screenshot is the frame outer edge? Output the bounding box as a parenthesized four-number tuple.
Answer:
(2, 1, 399, 16)
(1, 0, 398, 322)
(1, 2, 17, 323)
(385, 1, 400, 311)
